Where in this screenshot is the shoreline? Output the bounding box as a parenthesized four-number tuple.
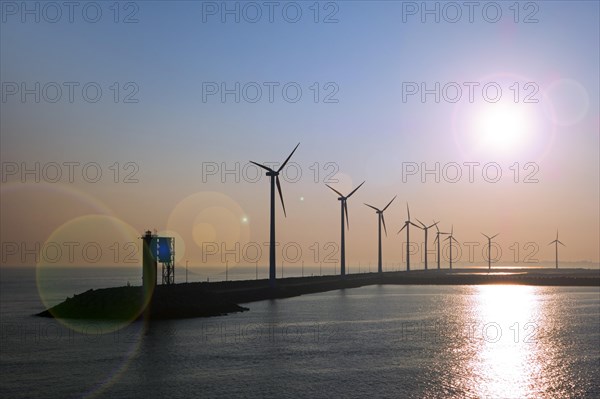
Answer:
(37, 268, 600, 320)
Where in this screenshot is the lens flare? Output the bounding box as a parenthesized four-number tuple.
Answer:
(542, 78, 590, 126)
(36, 214, 143, 334)
(166, 191, 250, 267)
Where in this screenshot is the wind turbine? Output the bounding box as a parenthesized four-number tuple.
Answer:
(417, 219, 438, 270)
(326, 181, 365, 277)
(548, 230, 565, 269)
(398, 203, 421, 271)
(481, 233, 499, 270)
(444, 225, 459, 270)
(364, 196, 396, 273)
(433, 222, 450, 270)
(250, 142, 300, 287)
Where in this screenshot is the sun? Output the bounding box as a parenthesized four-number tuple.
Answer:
(474, 103, 531, 151)
(451, 74, 551, 160)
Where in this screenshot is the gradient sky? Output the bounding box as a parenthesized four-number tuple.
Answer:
(1, 1, 598, 270)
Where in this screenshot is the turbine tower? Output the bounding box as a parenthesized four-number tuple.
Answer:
(326, 181, 365, 277)
(417, 219, 438, 270)
(433, 222, 449, 270)
(444, 225, 459, 270)
(250, 143, 300, 287)
(398, 203, 421, 271)
(548, 230, 565, 269)
(364, 196, 396, 273)
(481, 233, 499, 270)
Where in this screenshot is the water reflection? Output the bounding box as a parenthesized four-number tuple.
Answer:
(96, 285, 597, 398)
(469, 285, 543, 398)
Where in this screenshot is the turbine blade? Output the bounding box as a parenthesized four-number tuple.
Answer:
(326, 184, 343, 197)
(346, 181, 365, 199)
(344, 201, 350, 230)
(364, 203, 380, 212)
(451, 225, 454, 234)
(548, 240, 555, 246)
(383, 195, 396, 212)
(481, 233, 490, 240)
(381, 214, 388, 236)
(433, 235, 438, 243)
(277, 142, 300, 172)
(434, 221, 440, 233)
(429, 221, 439, 229)
(416, 218, 426, 228)
(491, 233, 499, 239)
(556, 230, 559, 241)
(558, 240, 565, 246)
(410, 221, 422, 229)
(250, 161, 273, 172)
(406, 203, 410, 221)
(276, 176, 286, 217)
(398, 223, 406, 234)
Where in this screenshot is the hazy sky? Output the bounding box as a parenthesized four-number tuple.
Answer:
(1, 1, 598, 269)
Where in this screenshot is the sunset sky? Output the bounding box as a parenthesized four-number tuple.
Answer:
(1, 1, 598, 270)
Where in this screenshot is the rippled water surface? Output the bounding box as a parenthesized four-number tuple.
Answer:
(1, 268, 599, 398)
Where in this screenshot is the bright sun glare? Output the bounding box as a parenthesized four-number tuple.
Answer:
(474, 103, 531, 151)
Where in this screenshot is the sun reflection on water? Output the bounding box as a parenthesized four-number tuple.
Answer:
(468, 285, 543, 399)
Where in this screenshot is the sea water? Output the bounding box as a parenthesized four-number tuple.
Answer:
(1, 267, 599, 398)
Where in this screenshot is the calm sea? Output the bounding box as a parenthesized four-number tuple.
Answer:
(1, 267, 599, 398)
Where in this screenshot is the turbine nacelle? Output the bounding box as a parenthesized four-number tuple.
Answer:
(444, 225, 458, 242)
(417, 218, 438, 230)
(549, 230, 566, 246)
(399, 203, 422, 230)
(482, 232, 499, 241)
(327, 181, 365, 231)
(364, 195, 396, 236)
(250, 142, 300, 218)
